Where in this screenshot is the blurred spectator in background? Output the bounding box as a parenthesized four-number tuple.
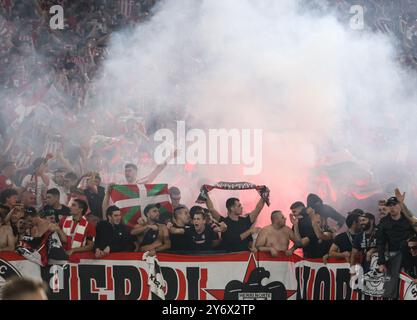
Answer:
(20, 191, 37, 212)
(21, 157, 50, 210)
(168, 186, 183, 209)
(0, 188, 19, 210)
(43, 188, 71, 223)
(0, 161, 17, 192)
(48, 168, 69, 205)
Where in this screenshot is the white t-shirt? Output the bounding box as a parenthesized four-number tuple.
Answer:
(48, 178, 69, 205)
(21, 174, 49, 209)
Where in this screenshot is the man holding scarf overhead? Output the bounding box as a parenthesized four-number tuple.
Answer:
(200, 182, 270, 252)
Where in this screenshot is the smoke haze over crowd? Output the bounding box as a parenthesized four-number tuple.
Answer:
(92, 0, 417, 224)
(2, 0, 417, 226)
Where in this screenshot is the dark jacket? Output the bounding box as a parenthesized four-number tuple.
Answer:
(376, 214, 414, 265)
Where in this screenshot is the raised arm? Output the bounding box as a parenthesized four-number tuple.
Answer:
(249, 198, 266, 224)
(395, 188, 417, 232)
(102, 183, 115, 220)
(205, 194, 222, 222)
(39, 156, 52, 187)
(56, 149, 76, 173)
(166, 222, 185, 235)
(139, 150, 177, 184)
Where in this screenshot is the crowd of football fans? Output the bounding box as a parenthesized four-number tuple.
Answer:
(0, 0, 417, 300)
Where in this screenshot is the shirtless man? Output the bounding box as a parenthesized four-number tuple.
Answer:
(29, 211, 67, 243)
(131, 203, 171, 255)
(255, 210, 302, 257)
(0, 212, 15, 252)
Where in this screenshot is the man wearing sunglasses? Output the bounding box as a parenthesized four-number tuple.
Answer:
(402, 236, 417, 282)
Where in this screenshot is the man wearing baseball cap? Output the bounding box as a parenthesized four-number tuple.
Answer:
(377, 194, 415, 298)
(131, 203, 171, 255)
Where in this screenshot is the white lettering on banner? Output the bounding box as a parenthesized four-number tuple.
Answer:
(0, 253, 414, 300)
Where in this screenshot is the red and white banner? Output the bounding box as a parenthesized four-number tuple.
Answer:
(0, 252, 415, 300)
(399, 272, 417, 300)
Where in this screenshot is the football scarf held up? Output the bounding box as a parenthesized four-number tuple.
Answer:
(196, 182, 270, 206)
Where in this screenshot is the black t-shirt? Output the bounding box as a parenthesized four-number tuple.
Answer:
(169, 224, 191, 251)
(298, 215, 319, 258)
(352, 230, 377, 251)
(94, 221, 134, 252)
(298, 213, 333, 258)
(184, 225, 218, 251)
(43, 204, 71, 223)
(334, 232, 355, 253)
(219, 215, 252, 252)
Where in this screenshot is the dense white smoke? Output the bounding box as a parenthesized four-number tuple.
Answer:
(92, 0, 417, 226)
(2, 1, 416, 226)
